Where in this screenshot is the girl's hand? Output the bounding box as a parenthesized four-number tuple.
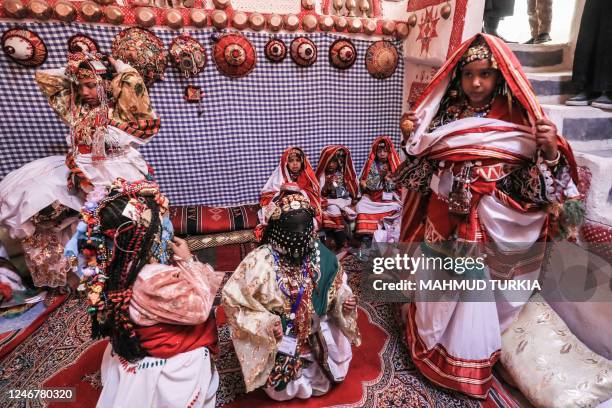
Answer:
(272, 319, 283, 340)
(403, 110, 419, 125)
(343, 295, 357, 313)
(170, 237, 192, 261)
(535, 118, 558, 160)
(66, 271, 81, 291)
(401, 111, 420, 143)
(106, 56, 119, 71)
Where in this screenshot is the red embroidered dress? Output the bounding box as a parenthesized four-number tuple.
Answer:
(315, 145, 358, 231)
(355, 136, 403, 237)
(396, 34, 582, 399)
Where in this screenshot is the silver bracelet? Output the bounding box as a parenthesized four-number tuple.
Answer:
(543, 151, 561, 167)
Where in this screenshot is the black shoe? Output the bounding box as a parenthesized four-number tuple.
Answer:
(524, 37, 536, 44)
(565, 92, 599, 106)
(534, 33, 552, 44)
(591, 93, 612, 110)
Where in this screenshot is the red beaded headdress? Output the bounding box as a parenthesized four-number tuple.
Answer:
(66, 51, 108, 81)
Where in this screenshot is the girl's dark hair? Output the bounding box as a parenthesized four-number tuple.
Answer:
(96, 192, 161, 362)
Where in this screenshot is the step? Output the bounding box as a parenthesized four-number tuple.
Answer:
(527, 71, 579, 104)
(508, 43, 570, 72)
(541, 104, 612, 141)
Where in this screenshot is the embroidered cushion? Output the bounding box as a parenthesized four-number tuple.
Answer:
(501, 296, 612, 408)
(170, 204, 259, 235)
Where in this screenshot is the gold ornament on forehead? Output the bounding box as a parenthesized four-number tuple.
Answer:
(270, 194, 313, 221)
(460, 42, 498, 70)
(288, 149, 303, 160)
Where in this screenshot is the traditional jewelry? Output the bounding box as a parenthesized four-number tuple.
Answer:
(462, 99, 493, 118)
(113, 221, 137, 253)
(542, 150, 560, 167)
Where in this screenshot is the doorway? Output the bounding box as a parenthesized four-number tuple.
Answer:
(497, 0, 578, 44)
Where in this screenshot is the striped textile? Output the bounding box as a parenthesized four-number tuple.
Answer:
(170, 203, 260, 235)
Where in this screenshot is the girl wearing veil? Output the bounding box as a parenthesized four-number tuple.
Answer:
(223, 190, 360, 401)
(393, 34, 583, 398)
(256, 147, 321, 240)
(355, 136, 403, 243)
(316, 145, 358, 250)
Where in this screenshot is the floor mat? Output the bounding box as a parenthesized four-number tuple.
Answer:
(0, 291, 68, 361)
(0, 256, 520, 408)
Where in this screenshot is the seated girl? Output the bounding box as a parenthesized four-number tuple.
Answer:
(355, 137, 403, 243)
(257, 147, 321, 238)
(316, 145, 358, 251)
(66, 179, 223, 407)
(222, 191, 360, 401)
(0, 51, 160, 288)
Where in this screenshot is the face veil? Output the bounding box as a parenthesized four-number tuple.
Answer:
(262, 208, 315, 261)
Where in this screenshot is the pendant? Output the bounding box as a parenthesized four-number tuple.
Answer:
(184, 85, 203, 102)
(184, 85, 204, 116)
(448, 185, 472, 215)
(448, 163, 473, 216)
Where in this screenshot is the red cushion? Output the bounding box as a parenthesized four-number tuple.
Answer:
(170, 204, 260, 235)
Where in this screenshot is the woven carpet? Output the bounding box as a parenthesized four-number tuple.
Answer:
(0, 292, 68, 361)
(0, 255, 519, 408)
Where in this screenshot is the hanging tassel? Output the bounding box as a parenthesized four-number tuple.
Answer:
(91, 316, 103, 339)
(504, 81, 513, 117)
(198, 93, 204, 117)
(91, 81, 110, 161)
(561, 199, 586, 240)
(91, 122, 107, 161)
(563, 199, 586, 226)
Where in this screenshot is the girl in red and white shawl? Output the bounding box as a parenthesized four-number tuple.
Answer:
(257, 147, 321, 239)
(394, 34, 583, 399)
(316, 145, 358, 231)
(354, 136, 403, 242)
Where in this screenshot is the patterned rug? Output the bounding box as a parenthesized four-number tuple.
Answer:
(0, 292, 68, 361)
(0, 255, 519, 408)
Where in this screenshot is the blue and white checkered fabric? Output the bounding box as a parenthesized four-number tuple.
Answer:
(0, 22, 404, 206)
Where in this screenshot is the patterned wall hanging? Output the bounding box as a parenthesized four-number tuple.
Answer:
(169, 34, 207, 79)
(212, 33, 256, 78)
(365, 40, 398, 79)
(0, 24, 404, 207)
(67, 34, 99, 54)
(329, 38, 356, 70)
(111, 27, 168, 87)
(1, 28, 47, 67)
(290, 36, 317, 67)
(264, 38, 286, 63)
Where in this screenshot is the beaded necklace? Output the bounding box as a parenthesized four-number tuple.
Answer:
(270, 242, 321, 341)
(272, 251, 310, 327)
(461, 99, 493, 118)
(428, 95, 495, 132)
